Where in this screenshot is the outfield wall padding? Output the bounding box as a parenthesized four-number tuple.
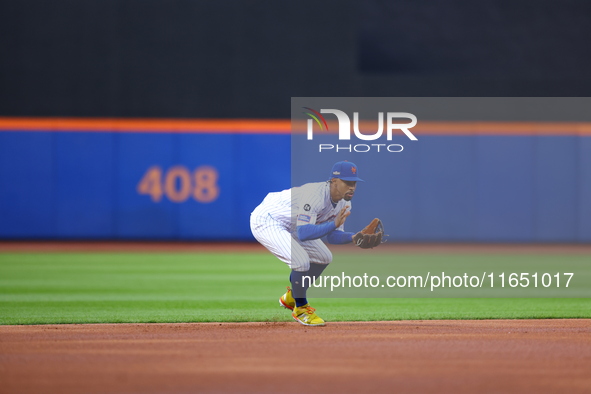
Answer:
(0, 129, 290, 240)
(0, 125, 590, 242)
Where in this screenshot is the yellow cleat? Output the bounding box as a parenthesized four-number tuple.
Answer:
(279, 287, 296, 310)
(292, 304, 325, 326)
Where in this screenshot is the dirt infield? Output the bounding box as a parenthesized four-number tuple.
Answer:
(1, 319, 590, 394)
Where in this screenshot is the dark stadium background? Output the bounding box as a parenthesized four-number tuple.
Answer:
(3, 0, 591, 118)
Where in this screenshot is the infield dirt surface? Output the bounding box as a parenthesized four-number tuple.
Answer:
(1, 319, 590, 394)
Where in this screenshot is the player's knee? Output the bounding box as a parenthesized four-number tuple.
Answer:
(291, 257, 310, 272)
(316, 250, 332, 265)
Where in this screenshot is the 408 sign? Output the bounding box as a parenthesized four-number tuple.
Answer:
(137, 165, 219, 203)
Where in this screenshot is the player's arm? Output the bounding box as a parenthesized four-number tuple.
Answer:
(296, 207, 350, 241)
(297, 221, 336, 241)
(325, 229, 355, 244)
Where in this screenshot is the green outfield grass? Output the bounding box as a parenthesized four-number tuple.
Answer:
(0, 252, 590, 325)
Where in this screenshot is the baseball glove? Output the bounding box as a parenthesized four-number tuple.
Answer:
(352, 218, 384, 249)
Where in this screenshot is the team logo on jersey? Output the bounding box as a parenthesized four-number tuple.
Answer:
(298, 214, 311, 223)
(304, 204, 311, 211)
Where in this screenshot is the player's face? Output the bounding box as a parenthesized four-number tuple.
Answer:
(330, 178, 357, 202)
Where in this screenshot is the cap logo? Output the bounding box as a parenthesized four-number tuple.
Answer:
(329, 161, 363, 182)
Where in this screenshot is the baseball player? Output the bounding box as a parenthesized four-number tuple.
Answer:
(250, 161, 383, 326)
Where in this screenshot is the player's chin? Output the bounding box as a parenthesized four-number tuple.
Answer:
(344, 194, 353, 201)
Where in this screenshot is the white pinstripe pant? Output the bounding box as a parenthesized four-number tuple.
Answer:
(250, 210, 332, 272)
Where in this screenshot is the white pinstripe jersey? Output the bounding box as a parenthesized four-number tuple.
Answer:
(255, 181, 350, 233)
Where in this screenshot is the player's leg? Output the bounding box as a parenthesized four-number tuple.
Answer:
(250, 214, 326, 326)
(250, 213, 310, 270)
(288, 238, 332, 326)
(290, 239, 332, 301)
(302, 239, 332, 281)
(250, 213, 311, 310)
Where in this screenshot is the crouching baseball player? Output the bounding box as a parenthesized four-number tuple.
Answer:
(250, 161, 383, 326)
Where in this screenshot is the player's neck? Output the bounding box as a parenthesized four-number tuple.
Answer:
(328, 182, 339, 206)
(330, 197, 337, 208)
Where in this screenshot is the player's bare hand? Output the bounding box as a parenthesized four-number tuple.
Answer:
(334, 207, 350, 228)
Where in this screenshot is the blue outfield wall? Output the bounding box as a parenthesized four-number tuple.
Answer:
(0, 131, 291, 240)
(293, 134, 591, 243)
(0, 130, 590, 242)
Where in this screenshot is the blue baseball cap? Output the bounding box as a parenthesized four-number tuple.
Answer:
(330, 161, 364, 182)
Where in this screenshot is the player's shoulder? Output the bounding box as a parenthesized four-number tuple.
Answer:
(294, 182, 329, 208)
(295, 181, 327, 195)
(300, 181, 327, 189)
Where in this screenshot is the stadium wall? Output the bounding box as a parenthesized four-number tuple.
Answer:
(0, 119, 590, 242)
(0, 119, 290, 240)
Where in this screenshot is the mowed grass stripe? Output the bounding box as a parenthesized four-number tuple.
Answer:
(0, 253, 589, 325)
